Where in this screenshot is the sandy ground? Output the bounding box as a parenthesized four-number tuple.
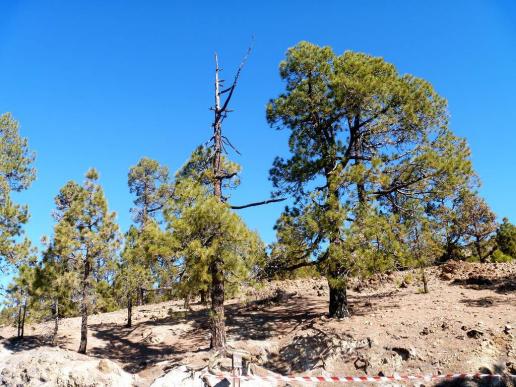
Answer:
(0, 261, 514, 385)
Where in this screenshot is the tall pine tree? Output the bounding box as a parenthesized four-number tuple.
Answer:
(0, 113, 36, 270)
(268, 42, 474, 317)
(166, 169, 265, 345)
(52, 169, 120, 353)
(119, 158, 173, 327)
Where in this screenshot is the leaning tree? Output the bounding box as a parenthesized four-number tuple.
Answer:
(268, 42, 474, 317)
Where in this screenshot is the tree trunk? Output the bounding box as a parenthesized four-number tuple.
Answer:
(475, 237, 487, 263)
(328, 278, 350, 318)
(20, 300, 27, 338)
(200, 290, 207, 304)
(208, 54, 227, 350)
(17, 305, 22, 338)
(126, 292, 132, 328)
(324, 176, 350, 319)
(183, 293, 190, 310)
(51, 299, 59, 346)
(421, 267, 429, 293)
(210, 258, 226, 349)
(139, 287, 145, 306)
(78, 259, 90, 354)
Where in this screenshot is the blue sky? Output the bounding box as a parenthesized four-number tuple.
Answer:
(1, 1, 515, 261)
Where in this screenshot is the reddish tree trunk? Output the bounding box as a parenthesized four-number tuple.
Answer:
(210, 259, 226, 349)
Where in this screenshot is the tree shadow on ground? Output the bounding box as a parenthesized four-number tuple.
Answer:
(224, 295, 322, 341)
(452, 274, 516, 294)
(435, 375, 515, 386)
(2, 335, 46, 352)
(348, 290, 405, 316)
(460, 295, 516, 308)
(262, 326, 364, 374)
(1, 334, 73, 353)
(88, 315, 209, 373)
(435, 365, 515, 387)
(0, 286, 437, 374)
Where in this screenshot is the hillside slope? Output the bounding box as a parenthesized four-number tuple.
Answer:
(0, 261, 514, 386)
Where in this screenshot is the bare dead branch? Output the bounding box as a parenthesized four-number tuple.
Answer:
(222, 136, 241, 155)
(219, 43, 253, 114)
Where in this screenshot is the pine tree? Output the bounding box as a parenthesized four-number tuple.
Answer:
(495, 217, 516, 260)
(4, 264, 35, 338)
(0, 113, 36, 270)
(428, 190, 498, 262)
(116, 222, 174, 327)
(402, 202, 444, 292)
(128, 158, 171, 226)
(459, 192, 497, 262)
(267, 42, 474, 317)
(52, 169, 120, 354)
(119, 158, 173, 327)
(33, 243, 79, 345)
(202, 47, 287, 350)
(166, 162, 265, 347)
(427, 190, 471, 262)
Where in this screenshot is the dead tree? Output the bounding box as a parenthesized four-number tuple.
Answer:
(208, 48, 285, 350)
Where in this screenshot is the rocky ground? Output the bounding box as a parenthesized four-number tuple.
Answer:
(0, 260, 514, 386)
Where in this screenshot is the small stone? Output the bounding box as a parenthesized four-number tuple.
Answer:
(97, 359, 119, 375)
(503, 325, 511, 334)
(440, 273, 453, 281)
(466, 329, 484, 339)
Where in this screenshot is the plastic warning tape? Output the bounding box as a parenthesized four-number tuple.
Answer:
(209, 372, 515, 383)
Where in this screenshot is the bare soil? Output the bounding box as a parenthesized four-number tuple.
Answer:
(1, 260, 515, 386)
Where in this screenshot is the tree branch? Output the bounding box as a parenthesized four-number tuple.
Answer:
(215, 171, 238, 180)
(219, 43, 253, 114)
(230, 197, 287, 209)
(282, 247, 330, 272)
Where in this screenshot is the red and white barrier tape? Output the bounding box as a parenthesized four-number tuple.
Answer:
(207, 372, 516, 383)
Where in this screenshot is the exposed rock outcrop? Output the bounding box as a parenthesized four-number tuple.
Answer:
(0, 346, 135, 387)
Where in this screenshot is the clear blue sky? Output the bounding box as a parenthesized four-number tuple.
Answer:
(1, 1, 515, 259)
